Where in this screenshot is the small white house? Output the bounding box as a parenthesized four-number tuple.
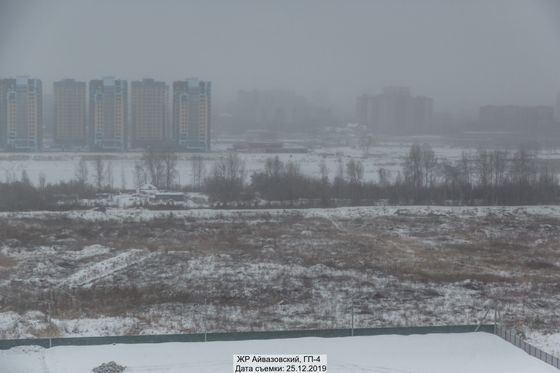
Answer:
(136, 184, 185, 202)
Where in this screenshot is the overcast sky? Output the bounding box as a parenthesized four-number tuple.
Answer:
(1, 0, 559, 114)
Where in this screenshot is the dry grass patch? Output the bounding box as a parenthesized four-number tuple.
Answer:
(0, 254, 16, 267)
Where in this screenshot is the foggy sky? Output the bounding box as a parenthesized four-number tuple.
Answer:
(1, 0, 560, 115)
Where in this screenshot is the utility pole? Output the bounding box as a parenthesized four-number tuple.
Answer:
(47, 291, 53, 349)
(203, 296, 208, 342)
(351, 302, 354, 337)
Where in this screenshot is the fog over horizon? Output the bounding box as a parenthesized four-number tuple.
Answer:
(1, 0, 560, 117)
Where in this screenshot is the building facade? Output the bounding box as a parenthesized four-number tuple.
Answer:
(89, 77, 128, 151)
(0, 79, 12, 148)
(54, 79, 86, 146)
(229, 89, 332, 133)
(173, 79, 211, 152)
(479, 105, 555, 133)
(0, 77, 42, 151)
(131, 79, 169, 148)
(356, 87, 433, 135)
(356, 94, 372, 129)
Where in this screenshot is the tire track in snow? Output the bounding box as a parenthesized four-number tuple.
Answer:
(60, 250, 155, 288)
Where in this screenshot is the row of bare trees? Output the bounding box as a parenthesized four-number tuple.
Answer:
(73, 150, 210, 193)
(0, 167, 96, 211)
(174, 144, 560, 206)
(75, 156, 119, 190)
(134, 148, 178, 190)
(1, 143, 558, 210)
(223, 145, 559, 206)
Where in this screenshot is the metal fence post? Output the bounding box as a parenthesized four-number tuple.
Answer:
(351, 302, 354, 337)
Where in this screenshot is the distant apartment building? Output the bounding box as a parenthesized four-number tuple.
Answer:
(479, 105, 555, 133)
(172, 79, 211, 151)
(0, 77, 42, 151)
(356, 87, 433, 135)
(54, 79, 86, 146)
(356, 94, 372, 129)
(228, 89, 335, 135)
(131, 79, 169, 148)
(89, 77, 128, 151)
(0, 80, 10, 148)
(233, 90, 307, 131)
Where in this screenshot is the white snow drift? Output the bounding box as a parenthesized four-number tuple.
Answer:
(1, 332, 557, 373)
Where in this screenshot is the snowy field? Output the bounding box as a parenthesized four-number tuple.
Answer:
(1, 205, 560, 356)
(3, 141, 560, 186)
(1, 333, 557, 373)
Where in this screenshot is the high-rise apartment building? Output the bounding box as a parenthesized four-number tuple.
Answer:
(356, 87, 433, 135)
(0, 77, 42, 151)
(131, 79, 169, 148)
(89, 77, 128, 151)
(54, 79, 86, 146)
(0, 79, 11, 148)
(173, 79, 211, 151)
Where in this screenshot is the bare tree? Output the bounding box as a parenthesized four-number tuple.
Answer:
(377, 167, 391, 186)
(120, 166, 127, 190)
(4, 169, 16, 183)
(360, 134, 374, 156)
(333, 156, 345, 198)
(211, 152, 245, 186)
(421, 143, 437, 187)
(458, 152, 471, 186)
(510, 148, 536, 186)
(74, 157, 89, 185)
(403, 144, 423, 189)
(319, 158, 330, 205)
(140, 148, 179, 189)
(336, 156, 344, 180)
(133, 162, 147, 190)
(191, 155, 206, 190)
(265, 156, 284, 178)
(346, 159, 364, 185)
(205, 152, 246, 204)
(105, 161, 115, 190)
(162, 150, 178, 190)
(20, 169, 31, 186)
(141, 148, 164, 188)
(38, 172, 47, 189)
(319, 158, 329, 183)
(403, 143, 437, 189)
(490, 150, 508, 187)
(346, 159, 364, 202)
(93, 156, 105, 190)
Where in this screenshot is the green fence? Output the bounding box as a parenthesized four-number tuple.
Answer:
(496, 324, 560, 370)
(0, 324, 494, 350)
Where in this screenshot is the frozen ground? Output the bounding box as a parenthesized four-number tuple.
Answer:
(0, 205, 559, 356)
(3, 141, 560, 187)
(1, 333, 557, 373)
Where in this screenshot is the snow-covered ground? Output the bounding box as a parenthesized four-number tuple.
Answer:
(1, 204, 559, 356)
(527, 331, 560, 360)
(1, 333, 557, 373)
(3, 204, 560, 222)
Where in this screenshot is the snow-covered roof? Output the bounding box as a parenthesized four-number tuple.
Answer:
(138, 183, 158, 191)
